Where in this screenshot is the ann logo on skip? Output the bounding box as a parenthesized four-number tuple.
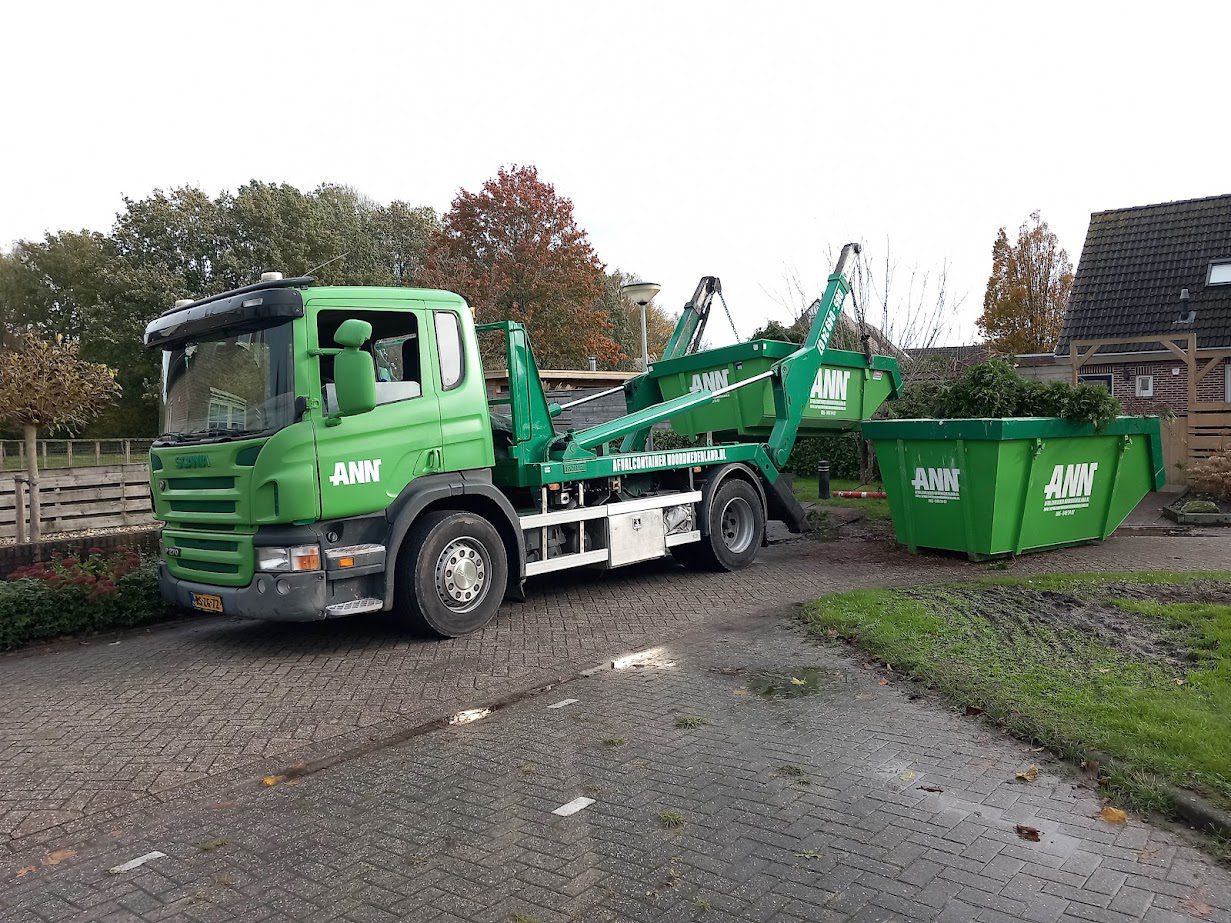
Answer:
(689, 369, 729, 393)
(330, 459, 382, 487)
(1043, 463, 1098, 515)
(810, 369, 851, 416)
(911, 467, 960, 504)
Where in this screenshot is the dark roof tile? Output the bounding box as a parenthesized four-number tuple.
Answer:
(1056, 194, 1231, 354)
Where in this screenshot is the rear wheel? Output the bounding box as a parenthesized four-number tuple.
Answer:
(396, 510, 508, 637)
(672, 478, 765, 572)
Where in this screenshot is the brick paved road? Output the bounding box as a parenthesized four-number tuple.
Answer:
(4, 579, 1230, 922)
(0, 529, 1225, 854)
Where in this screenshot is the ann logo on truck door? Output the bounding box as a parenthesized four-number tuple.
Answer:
(809, 369, 851, 416)
(1043, 463, 1098, 516)
(330, 459, 382, 487)
(911, 467, 960, 504)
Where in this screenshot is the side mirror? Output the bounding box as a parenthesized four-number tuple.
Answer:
(332, 319, 376, 418)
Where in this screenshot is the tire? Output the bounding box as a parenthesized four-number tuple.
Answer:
(672, 477, 765, 572)
(395, 509, 509, 637)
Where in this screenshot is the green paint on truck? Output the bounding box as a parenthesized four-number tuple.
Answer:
(144, 247, 886, 636)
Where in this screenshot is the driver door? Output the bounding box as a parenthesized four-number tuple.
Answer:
(311, 304, 443, 521)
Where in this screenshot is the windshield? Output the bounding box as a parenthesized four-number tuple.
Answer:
(160, 323, 295, 440)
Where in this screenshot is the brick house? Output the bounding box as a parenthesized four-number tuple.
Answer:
(1057, 194, 1231, 481)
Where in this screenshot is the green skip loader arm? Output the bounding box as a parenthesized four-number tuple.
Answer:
(765, 241, 860, 467)
(562, 243, 861, 469)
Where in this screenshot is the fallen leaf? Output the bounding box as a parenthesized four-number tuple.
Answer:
(918, 784, 945, 793)
(1014, 824, 1041, 842)
(1175, 678, 1186, 686)
(1099, 806, 1128, 824)
(42, 849, 76, 867)
(261, 775, 282, 787)
(1096, 667, 1111, 674)
(15, 866, 37, 878)
(899, 771, 916, 782)
(964, 705, 984, 717)
(789, 677, 806, 686)
(1182, 898, 1211, 917)
(878, 679, 890, 686)
(1029, 747, 1045, 753)
(1015, 765, 1039, 783)
(197, 839, 228, 853)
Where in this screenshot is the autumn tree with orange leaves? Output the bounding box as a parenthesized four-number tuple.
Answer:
(978, 211, 1073, 355)
(421, 165, 622, 368)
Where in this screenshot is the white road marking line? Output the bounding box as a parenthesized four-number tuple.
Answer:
(108, 851, 167, 874)
(552, 796, 595, 817)
(546, 698, 578, 709)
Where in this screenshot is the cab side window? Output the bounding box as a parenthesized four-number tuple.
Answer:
(317, 310, 422, 410)
(434, 311, 464, 391)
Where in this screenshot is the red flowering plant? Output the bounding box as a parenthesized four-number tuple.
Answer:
(1, 549, 166, 650)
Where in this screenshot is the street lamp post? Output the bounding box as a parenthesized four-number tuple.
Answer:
(619, 281, 662, 372)
(620, 280, 662, 450)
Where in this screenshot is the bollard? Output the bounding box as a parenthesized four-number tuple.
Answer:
(817, 460, 831, 499)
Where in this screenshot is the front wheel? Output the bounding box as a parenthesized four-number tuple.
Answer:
(672, 478, 765, 572)
(396, 510, 508, 637)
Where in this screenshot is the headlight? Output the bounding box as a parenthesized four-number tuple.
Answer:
(256, 547, 291, 572)
(256, 545, 322, 573)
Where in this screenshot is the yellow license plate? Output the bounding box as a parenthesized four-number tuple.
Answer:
(191, 593, 224, 614)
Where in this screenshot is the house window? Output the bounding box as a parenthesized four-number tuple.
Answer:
(1210, 260, 1231, 285)
(1079, 374, 1113, 392)
(1135, 375, 1153, 398)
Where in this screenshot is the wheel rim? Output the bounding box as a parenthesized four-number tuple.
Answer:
(719, 496, 756, 554)
(434, 538, 490, 613)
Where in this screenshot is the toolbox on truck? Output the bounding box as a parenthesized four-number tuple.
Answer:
(860, 416, 1165, 560)
(649, 341, 902, 439)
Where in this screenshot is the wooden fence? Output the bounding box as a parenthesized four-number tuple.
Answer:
(1, 464, 153, 540)
(0, 439, 155, 472)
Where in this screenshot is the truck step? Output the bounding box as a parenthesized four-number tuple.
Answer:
(325, 598, 384, 616)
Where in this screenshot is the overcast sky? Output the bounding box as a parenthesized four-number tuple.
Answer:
(4, 1, 1229, 346)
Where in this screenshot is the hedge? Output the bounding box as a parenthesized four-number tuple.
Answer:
(0, 551, 170, 651)
(650, 428, 874, 481)
(786, 432, 872, 481)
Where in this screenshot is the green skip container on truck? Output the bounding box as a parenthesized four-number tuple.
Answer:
(145, 244, 894, 636)
(643, 342, 901, 441)
(860, 416, 1165, 560)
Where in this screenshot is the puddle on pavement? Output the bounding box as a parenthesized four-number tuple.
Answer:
(747, 667, 827, 698)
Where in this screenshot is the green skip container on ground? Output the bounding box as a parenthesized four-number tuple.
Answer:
(650, 340, 902, 439)
(860, 416, 1165, 560)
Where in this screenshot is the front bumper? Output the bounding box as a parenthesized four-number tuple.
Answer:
(159, 563, 360, 622)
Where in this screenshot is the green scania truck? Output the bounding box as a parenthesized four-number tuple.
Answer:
(144, 244, 896, 636)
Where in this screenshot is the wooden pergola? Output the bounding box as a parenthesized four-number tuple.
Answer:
(1070, 333, 1231, 473)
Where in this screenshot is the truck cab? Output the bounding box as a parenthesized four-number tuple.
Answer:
(147, 278, 514, 627)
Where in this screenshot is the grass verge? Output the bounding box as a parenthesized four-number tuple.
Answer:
(803, 571, 1231, 825)
(791, 477, 890, 521)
